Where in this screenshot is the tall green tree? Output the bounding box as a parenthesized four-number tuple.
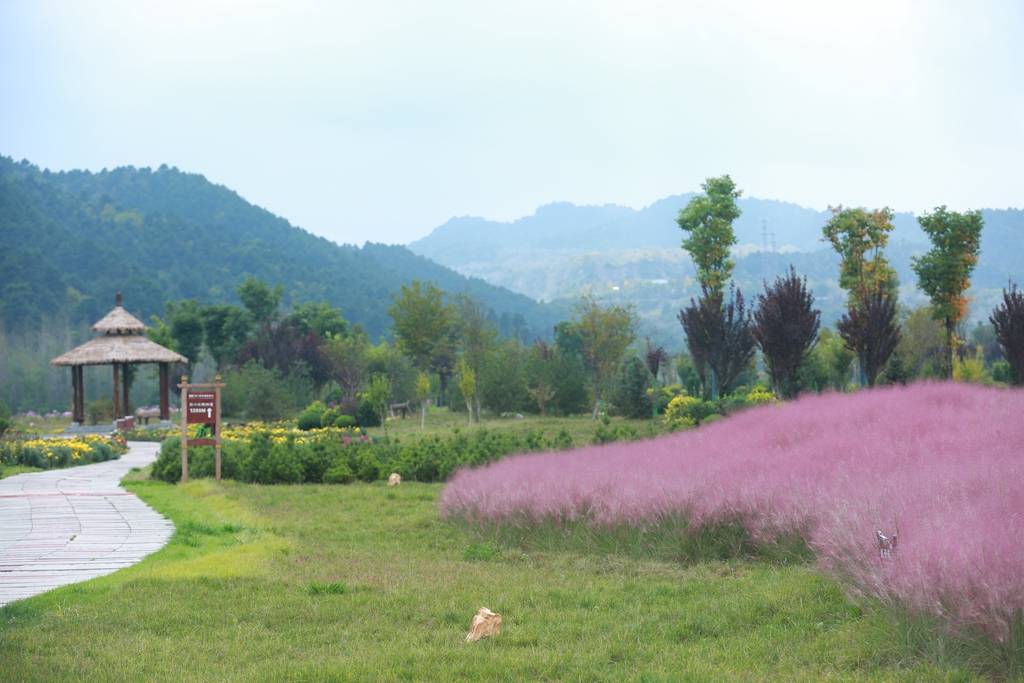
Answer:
(200, 304, 250, 370)
(822, 206, 898, 306)
(676, 175, 742, 297)
(572, 296, 637, 419)
(823, 206, 898, 384)
(911, 206, 984, 378)
(455, 294, 496, 422)
(166, 300, 204, 373)
(389, 282, 451, 368)
(388, 281, 455, 426)
(286, 301, 350, 338)
(323, 331, 370, 400)
(237, 277, 283, 328)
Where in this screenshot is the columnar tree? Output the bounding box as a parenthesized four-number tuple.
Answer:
(573, 296, 637, 419)
(837, 292, 901, 387)
(754, 267, 821, 398)
(676, 175, 741, 297)
(823, 206, 898, 384)
(990, 282, 1024, 385)
(822, 206, 898, 305)
(676, 175, 743, 397)
(911, 206, 984, 378)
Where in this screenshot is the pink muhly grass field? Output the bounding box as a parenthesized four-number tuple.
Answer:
(441, 382, 1024, 641)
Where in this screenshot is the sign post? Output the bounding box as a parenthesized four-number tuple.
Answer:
(177, 375, 225, 483)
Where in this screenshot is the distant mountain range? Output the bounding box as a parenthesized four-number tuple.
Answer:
(0, 156, 566, 341)
(410, 196, 1024, 344)
(3, 153, 1019, 354)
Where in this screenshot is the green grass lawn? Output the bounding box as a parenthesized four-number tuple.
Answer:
(364, 405, 662, 444)
(0, 476, 982, 681)
(0, 464, 41, 479)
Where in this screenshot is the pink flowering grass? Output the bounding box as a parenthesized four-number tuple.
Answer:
(441, 382, 1024, 643)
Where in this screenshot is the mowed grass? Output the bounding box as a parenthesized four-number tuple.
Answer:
(363, 405, 662, 443)
(0, 477, 982, 681)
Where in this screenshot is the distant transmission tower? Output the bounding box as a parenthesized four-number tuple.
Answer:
(760, 219, 769, 283)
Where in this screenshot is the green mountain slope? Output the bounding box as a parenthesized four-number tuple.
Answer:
(0, 157, 565, 340)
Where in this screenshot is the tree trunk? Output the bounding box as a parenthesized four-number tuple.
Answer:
(437, 372, 449, 408)
(709, 367, 719, 401)
(420, 401, 427, 430)
(945, 317, 955, 379)
(473, 376, 481, 423)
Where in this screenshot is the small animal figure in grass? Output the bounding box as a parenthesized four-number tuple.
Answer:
(387, 472, 401, 487)
(465, 607, 502, 642)
(875, 523, 899, 560)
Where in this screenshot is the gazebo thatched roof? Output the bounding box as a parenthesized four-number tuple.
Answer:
(92, 306, 147, 334)
(51, 293, 188, 367)
(51, 334, 187, 367)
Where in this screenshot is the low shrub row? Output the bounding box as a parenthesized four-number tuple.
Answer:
(150, 426, 582, 485)
(0, 434, 127, 470)
(658, 385, 777, 429)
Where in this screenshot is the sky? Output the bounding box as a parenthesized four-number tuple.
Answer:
(1, 0, 1022, 245)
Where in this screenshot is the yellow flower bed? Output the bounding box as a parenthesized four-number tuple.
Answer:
(0, 433, 127, 469)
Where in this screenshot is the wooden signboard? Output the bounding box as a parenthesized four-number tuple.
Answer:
(187, 391, 217, 425)
(177, 376, 224, 483)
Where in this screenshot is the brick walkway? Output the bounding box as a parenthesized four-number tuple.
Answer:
(0, 442, 174, 606)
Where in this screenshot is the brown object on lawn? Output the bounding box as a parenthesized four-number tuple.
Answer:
(388, 472, 402, 486)
(465, 607, 502, 642)
(51, 293, 187, 425)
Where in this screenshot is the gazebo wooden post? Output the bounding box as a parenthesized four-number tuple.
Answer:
(76, 366, 85, 423)
(112, 364, 121, 420)
(122, 362, 131, 418)
(159, 363, 170, 421)
(70, 366, 79, 424)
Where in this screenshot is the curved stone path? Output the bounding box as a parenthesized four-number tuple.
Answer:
(0, 442, 174, 606)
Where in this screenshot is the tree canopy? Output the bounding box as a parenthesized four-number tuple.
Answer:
(822, 206, 898, 306)
(912, 206, 984, 377)
(676, 175, 741, 296)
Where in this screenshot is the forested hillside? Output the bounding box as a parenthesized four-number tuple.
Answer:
(0, 156, 565, 340)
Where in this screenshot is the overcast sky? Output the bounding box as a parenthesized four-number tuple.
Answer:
(2, 1, 1021, 245)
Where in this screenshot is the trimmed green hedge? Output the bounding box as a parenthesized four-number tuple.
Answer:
(151, 427, 580, 485)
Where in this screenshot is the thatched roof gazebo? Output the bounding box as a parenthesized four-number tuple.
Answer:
(51, 293, 187, 425)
